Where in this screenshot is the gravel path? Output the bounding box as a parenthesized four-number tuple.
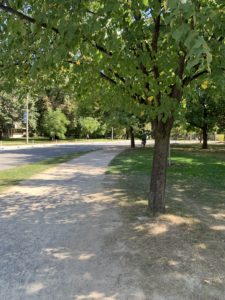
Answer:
(0, 148, 145, 300)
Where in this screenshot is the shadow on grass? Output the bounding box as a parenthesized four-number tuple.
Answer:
(102, 172, 225, 299)
(104, 145, 225, 298)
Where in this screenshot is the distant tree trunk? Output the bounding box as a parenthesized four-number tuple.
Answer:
(149, 118, 174, 214)
(202, 126, 208, 149)
(130, 126, 135, 148)
(202, 102, 208, 149)
(125, 128, 129, 140)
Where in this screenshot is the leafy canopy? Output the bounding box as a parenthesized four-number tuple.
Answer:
(0, 0, 224, 124)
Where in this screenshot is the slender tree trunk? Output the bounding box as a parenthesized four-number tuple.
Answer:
(201, 100, 208, 149)
(130, 126, 135, 148)
(125, 128, 129, 140)
(149, 118, 174, 214)
(202, 126, 208, 149)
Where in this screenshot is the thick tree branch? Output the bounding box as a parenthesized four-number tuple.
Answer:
(0, 2, 114, 59)
(100, 71, 147, 105)
(151, 4, 161, 55)
(92, 42, 112, 56)
(109, 69, 125, 83)
(183, 70, 208, 86)
(100, 71, 116, 85)
(0, 3, 59, 33)
(151, 1, 161, 104)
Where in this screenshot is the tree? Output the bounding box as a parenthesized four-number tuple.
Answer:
(0, 0, 224, 213)
(36, 88, 78, 136)
(42, 109, 69, 139)
(185, 88, 222, 149)
(79, 117, 100, 137)
(0, 94, 19, 138)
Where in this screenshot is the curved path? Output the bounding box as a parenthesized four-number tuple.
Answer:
(0, 148, 145, 300)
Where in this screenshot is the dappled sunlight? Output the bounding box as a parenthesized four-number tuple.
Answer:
(202, 206, 212, 211)
(18, 185, 55, 196)
(210, 225, 225, 231)
(167, 260, 179, 266)
(173, 196, 183, 202)
(148, 223, 168, 235)
(0, 149, 137, 299)
(2, 204, 19, 218)
(195, 243, 207, 250)
(159, 214, 200, 226)
(74, 292, 117, 300)
(43, 248, 72, 260)
(134, 222, 169, 236)
(78, 253, 95, 261)
(25, 282, 44, 295)
(102, 145, 225, 298)
(1, 145, 224, 299)
(210, 212, 225, 221)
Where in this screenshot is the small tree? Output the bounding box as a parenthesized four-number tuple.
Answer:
(79, 117, 100, 138)
(186, 87, 224, 149)
(43, 109, 69, 139)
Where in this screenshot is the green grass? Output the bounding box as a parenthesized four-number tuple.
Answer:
(106, 144, 225, 296)
(107, 148, 153, 175)
(0, 137, 121, 146)
(108, 144, 225, 213)
(108, 144, 225, 186)
(0, 151, 88, 193)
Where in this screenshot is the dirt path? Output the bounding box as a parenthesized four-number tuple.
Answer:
(0, 148, 145, 300)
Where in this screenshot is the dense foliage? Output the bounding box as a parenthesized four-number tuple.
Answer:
(0, 0, 224, 212)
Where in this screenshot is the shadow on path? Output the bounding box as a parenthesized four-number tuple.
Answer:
(0, 149, 145, 300)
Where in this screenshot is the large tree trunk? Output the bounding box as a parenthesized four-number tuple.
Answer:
(130, 126, 135, 148)
(202, 126, 208, 149)
(149, 118, 174, 214)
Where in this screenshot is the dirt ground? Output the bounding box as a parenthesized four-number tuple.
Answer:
(0, 148, 224, 299)
(104, 174, 225, 300)
(0, 148, 146, 300)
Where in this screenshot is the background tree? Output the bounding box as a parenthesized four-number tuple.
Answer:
(186, 84, 225, 149)
(0, 94, 19, 138)
(42, 109, 70, 140)
(186, 91, 215, 149)
(79, 117, 101, 138)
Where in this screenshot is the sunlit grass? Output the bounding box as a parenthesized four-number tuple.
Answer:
(0, 151, 88, 193)
(108, 144, 225, 212)
(107, 148, 153, 175)
(0, 137, 123, 146)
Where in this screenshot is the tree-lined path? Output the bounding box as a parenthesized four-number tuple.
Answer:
(0, 148, 146, 300)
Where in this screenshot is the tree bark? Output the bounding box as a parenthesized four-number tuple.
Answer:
(125, 128, 129, 140)
(130, 126, 135, 148)
(202, 102, 208, 149)
(202, 126, 208, 149)
(149, 118, 174, 214)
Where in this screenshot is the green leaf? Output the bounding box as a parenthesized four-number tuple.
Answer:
(186, 57, 200, 72)
(167, 0, 179, 10)
(143, 0, 148, 7)
(172, 24, 190, 41)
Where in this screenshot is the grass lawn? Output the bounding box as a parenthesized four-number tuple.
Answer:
(0, 151, 88, 193)
(108, 143, 225, 211)
(0, 137, 119, 146)
(106, 143, 225, 298)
